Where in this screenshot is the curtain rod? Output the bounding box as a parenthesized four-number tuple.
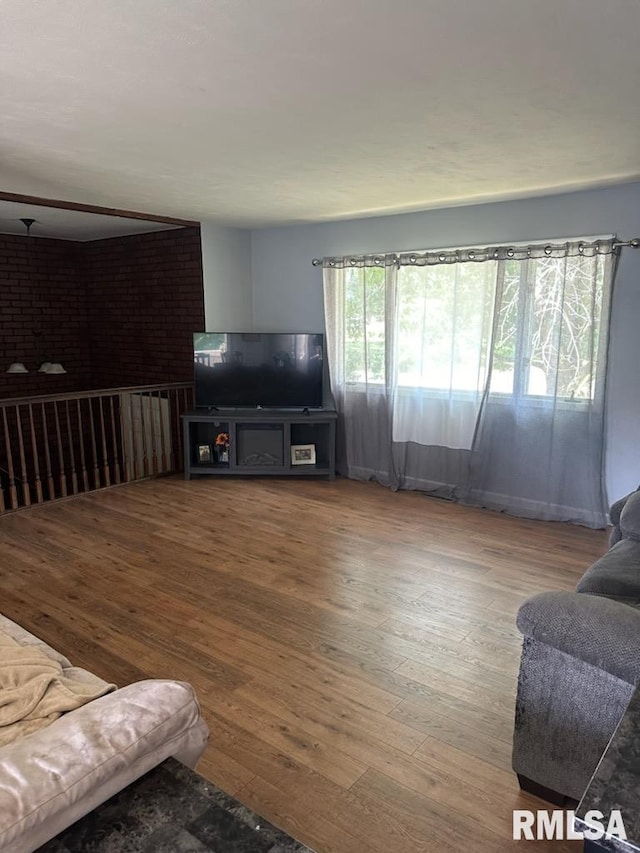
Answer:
(311, 237, 640, 266)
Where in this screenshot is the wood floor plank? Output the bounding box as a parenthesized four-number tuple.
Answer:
(396, 658, 516, 715)
(413, 735, 516, 793)
(350, 768, 582, 853)
(195, 747, 256, 798)
(237, 773, 382, 853)
(350, 768, 510, 852)
(234, 675, 427, 761)
(200, 689, 368, 789)
(187, 611, 403, 716)
(0, 476, 608, 853)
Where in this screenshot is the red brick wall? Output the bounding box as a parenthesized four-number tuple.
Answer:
(0, 226, 204, 400)
(85, 227, 204, 388)
(0, 235, 89, 399)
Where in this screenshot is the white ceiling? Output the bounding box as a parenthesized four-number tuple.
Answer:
(1, 0, 639, 229)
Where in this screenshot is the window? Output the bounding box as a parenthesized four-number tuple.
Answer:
(344, 265, 386, 384)
(396, 261, 496, 394)
(342, 250, 607, 401)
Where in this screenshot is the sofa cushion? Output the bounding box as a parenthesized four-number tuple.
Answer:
(577, 538, 640, 603)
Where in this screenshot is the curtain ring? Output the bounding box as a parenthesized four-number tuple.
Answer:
(409, 255, 417, 264)
(468, 251, 475, 260)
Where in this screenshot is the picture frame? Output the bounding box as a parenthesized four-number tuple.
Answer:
(291, 443, 316, 466)
(197, 443, 213, 463)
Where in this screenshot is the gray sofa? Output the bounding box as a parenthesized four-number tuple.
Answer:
(512, 488, 640, 804)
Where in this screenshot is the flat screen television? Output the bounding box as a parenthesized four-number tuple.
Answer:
(193, 332, 324, 409)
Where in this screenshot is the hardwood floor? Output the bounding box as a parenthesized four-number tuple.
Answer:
(0, 477, 609, 852)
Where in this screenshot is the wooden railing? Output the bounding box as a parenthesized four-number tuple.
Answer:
(0, 383, 193, 514)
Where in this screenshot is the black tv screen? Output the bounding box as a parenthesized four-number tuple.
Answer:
(193, 332, 324, 409)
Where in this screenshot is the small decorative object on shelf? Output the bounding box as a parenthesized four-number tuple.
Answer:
(291, 443, 316, 465)
(197, 444, 213, 463)
(215, 432, 230, 463)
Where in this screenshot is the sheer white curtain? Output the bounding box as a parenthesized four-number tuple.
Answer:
(323, 255, 399, 486)
(393, 259, 497, 449)
(322, 239, 616, 526)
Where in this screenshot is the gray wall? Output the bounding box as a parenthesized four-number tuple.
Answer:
(250, 182, 640, 501)
(200, 222, 253, 330)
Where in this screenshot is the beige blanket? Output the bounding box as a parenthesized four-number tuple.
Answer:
(0, 632, 116, 747)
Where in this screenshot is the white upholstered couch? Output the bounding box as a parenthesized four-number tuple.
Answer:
(0, 614, 209, 853)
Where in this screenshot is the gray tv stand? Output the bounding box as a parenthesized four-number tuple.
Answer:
(182, 408, 337, 480)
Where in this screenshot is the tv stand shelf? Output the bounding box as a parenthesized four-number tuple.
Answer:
(182, 409, 337, 480)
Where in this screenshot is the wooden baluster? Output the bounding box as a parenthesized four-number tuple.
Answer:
(41, 403, 55, 500)
(167, 389, 176, 471)
(1, 407, 18, 510)
(149, 392, 159, 476)
(27, 404, 43, 504)
(87, 398, 100, 489)
(120, 394, 132, 483)
(64, 401, 79, 495)
(174, 388, 183, 471)
(182, 386, 192, 470)
(157, 391, 167, 473)
(0, 406, 5, 510)
(0, 421, 4, 510)
(14, 405, 31, 507)
(128, 392, 137, 481)
(138, 394, 149, 477)
(75, 399, 89, 492)
(109, 396, 121, 484)
(52, 401, 67, 498)
(98, 397, 111, 487)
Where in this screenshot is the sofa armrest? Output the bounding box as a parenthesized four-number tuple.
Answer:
(620, 491, 640, 541)
(0, 679, 209, 853)
(609, 488, 640, 546)
(609, 491, 634, 527)
(517, 591, 640, 684)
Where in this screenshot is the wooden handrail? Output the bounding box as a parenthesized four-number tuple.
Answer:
(0, 382, 194, 514)
(0, 382, 192, 408)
